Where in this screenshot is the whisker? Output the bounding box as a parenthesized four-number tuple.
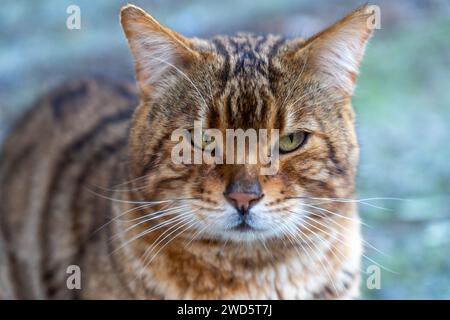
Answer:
(259, 238, 274, 260)
(290, 210, 365, 273)
(119, 204, 190, 223)
(289, 209, 397, 274)
(279, 221, 314, 267)
(289, 196, 408, 211)
(281, 55, 309, 110)
(93, 202, 184, 237)
(220, 237, 230, 254)
(149, 57, 208, 109)
(110, 216, 182, 254)
(110, 210, 198, 254)
(111, 205, 192, 239)
(298, 216, 351, 273)
(361, 255, 399, 275)
(137, 221, 196, 282)
(286, 214, 339, 293)
(92, 173, 154, 192)
(184, 222, 210, 249)
(93, 184, 150, 193)
(310, 200, 391, 211)
(86, 187, 198, 205)
(300, 202, 371, 228)
(134, 217, 195, 282)
(298, 208, 388, 257)
(91, 196, 197, 236)
(92, 202, 160, 235)
(141, 217, 197, 272)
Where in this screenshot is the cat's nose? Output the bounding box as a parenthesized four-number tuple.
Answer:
(224, 192, 263, 215)
(224, 166, 263, 215)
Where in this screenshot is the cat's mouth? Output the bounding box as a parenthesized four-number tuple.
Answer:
(231, 221, 254, 232)
(227, 214, 265, 233)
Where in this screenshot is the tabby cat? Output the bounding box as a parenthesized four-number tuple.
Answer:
(0, 4, 374, 299)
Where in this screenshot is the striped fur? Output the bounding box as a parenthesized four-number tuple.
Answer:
(0, 5, 374, 299)
(0, 79, 137, 299)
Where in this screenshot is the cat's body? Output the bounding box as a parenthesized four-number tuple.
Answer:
(0, 79, 138, 298)
(0, 77, 360, 299)
(0, 5, 374, 299)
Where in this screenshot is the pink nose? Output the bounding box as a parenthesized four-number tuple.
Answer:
(225, 192, 263, 214)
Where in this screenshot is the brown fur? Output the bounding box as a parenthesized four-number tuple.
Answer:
(0, 4, 374, 299)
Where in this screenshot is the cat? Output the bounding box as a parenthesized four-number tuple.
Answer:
(0, 4, 374, 299)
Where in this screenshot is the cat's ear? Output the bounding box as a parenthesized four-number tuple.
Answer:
(292, 5, 375, 95)
(120, 5, 199, 93)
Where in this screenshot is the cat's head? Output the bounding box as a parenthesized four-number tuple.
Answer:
(120, 4, 374, 244)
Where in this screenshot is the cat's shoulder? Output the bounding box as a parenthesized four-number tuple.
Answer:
(7, 77, 137, 136)
(0, 77, 138, 169)
(35, 77, 138, 125)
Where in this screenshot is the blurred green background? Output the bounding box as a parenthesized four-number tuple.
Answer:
(0, 0, 449, 299)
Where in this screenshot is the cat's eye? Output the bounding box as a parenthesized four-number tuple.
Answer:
(279, 132, 308, 153)
(189, 130, 215, 150)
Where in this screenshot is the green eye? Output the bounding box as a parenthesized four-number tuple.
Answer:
(190, 130, 215, 150)
(279, 132, 308, 153)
